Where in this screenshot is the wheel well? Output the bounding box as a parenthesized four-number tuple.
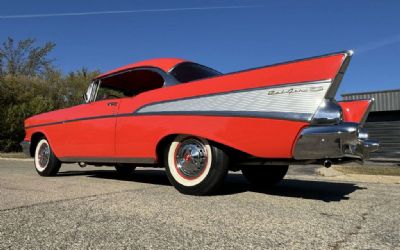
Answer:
(156, 134, 178, 167)
(30, 132, 46, 157)
(155, 134, 248, 168)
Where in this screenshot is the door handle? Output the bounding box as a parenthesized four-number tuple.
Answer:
(107, 102, 118, 106)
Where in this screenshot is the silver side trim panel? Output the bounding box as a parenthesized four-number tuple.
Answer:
(137, 80, 332, 121)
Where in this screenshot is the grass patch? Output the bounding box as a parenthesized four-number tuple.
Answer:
(334, 165, 400, 176)
(0, 152, 28, 159)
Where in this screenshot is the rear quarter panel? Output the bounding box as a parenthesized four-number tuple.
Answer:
(115, 115, 308, 159)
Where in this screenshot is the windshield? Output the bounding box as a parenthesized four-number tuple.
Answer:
(169, 62, 221, 83)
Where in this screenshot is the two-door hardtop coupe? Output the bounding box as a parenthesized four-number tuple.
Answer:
(22, 50, 379, 195)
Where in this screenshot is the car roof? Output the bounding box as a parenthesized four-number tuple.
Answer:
(95, 58, 187, 80)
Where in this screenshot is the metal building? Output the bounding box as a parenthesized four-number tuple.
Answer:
(342, 89, 400, 159)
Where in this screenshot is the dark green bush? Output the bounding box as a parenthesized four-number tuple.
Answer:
(0, 38, 99, 152)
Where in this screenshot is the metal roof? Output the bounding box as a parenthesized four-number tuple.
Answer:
(95, 58, 187, 79)
(342, 89, 400, 112)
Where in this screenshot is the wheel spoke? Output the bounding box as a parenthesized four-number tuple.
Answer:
(38, 143, 50, 169)
(175, 138, 208, 178)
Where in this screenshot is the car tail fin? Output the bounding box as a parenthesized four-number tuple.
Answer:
(338, 99, 374, 125)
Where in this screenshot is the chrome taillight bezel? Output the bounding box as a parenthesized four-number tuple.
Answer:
(311, 99, 343, 125)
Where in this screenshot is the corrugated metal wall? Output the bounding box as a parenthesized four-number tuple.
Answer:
(342, 89, 400, 112)
(364, 121, 400, 159)
(342, 89, 400, 159)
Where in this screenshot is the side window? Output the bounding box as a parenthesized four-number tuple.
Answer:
(95, 85, 126, 101)
(169, 62, 221, 83)
(92, 69, 165, 102)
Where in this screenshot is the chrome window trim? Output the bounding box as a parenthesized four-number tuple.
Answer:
(325, 50, 353, 98)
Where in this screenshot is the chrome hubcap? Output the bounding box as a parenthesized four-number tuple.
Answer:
(175, 139, 208, 178)
(38, 143, 50, 169)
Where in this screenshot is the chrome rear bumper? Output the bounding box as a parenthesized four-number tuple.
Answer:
(293, 122, 379, 160)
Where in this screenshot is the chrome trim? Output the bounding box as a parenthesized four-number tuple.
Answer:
(59, 157, 156, 164)
(360, 98, 374, 125)
(311, 99, 343, 125)
(357, 128, 369, 140)
(293, 122, 379, 160)
(92, 79, 101, 103)
(175, 138, 208, 178)
(135, 111, 312, 122)
(95, 66, 178, 86)
(325, 50, 353, 98)
(136, 80, 332, 122)
(20, 140, 31, 157)
(38, 142, 50, 168)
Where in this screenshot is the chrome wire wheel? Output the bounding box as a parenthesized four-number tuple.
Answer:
(35, 139, 50, 172)
(33, 137, 61, 176)
(175, 138, 208, 179)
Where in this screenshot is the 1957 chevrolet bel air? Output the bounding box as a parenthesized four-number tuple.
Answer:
(21, 50, 379, 195)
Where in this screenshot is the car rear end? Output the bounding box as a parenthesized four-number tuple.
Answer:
(292, 51, 379, 164)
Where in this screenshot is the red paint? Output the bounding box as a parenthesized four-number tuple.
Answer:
(96, 58, 186, 79)
(23, 52, 351, 162)
(339, 100, 373, 123)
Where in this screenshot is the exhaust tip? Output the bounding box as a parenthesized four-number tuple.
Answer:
(78, 162, 87, 168)
(323, 160, 332, 168)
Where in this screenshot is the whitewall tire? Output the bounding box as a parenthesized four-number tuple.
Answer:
(34, 138, 61, 176)
(165, 135, 229, 195)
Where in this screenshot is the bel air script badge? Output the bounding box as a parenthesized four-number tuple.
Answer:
(267, 86, 324, 95)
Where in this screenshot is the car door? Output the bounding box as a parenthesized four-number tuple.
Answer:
(60, 98, 119, 160)
(58, 80, 122, 161)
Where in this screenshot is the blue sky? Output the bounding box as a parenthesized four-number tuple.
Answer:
(1, 0, 399, 96)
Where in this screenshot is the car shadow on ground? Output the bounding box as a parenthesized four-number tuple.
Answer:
(221, 174, 365, 202)
(58, 168, 365, 202)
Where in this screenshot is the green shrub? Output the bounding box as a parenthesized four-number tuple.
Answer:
(0, 38, 99, 152)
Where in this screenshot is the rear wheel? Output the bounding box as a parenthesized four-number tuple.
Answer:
(241, 165, 288, 187)
(165, 135, 229, 195)
(34, 138, 61, 176)
(115, 164, 136, 175)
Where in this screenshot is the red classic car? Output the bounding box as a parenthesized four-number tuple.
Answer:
(21, 51, 378, 195)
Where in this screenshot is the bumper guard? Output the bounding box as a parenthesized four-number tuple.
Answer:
(293, 122, 379, 160)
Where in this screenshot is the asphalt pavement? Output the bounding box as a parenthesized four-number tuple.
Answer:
(0, 159, 399, 249)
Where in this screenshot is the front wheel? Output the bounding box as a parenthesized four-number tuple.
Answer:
(34, 138, 62, 176)
(165, 135, 229, 195)
(241, 165, 288, 187)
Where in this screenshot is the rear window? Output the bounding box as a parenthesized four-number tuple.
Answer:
(169, 62, 221, 83)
